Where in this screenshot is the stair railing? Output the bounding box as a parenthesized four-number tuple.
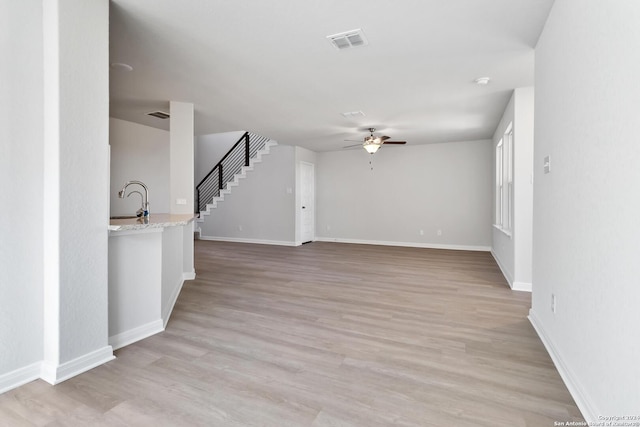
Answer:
(196, 132, 270, 213)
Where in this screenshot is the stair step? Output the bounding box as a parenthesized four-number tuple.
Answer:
(198, 139, 277, 217)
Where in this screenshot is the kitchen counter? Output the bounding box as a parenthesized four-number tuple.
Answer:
(108, 212, 195, 350)
(109, 213, 195, 231)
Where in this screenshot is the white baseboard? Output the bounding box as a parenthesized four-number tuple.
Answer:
(183, 270, 196, 280)
(528, 310, 595, 422)
(314, 237, 490, 252)
(490, 250, 514, 286)
(109, 319, 164, 351)
(40, 346, 115, 385)
(163, 277, 185, 328)
(198, 235, 297, 247)
(490, 251, 532, 292)
(0, 362, 41, 394)
(512, 281, 532, 292)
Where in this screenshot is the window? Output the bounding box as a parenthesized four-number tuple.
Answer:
(505, 124, 513, 231)
(495, 138, 503, 226)
(495, 123, 513, 235)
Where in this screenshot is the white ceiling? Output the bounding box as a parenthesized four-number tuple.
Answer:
(109, 0, 554, 152)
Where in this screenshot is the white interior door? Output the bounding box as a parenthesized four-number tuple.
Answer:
(300, 162, 315, 243)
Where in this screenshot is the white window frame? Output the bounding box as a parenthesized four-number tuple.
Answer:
(495, 138, 503, 227)
(494, 123, 513, 236)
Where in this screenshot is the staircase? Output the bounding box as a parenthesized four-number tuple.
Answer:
(195, 131, 276, 233)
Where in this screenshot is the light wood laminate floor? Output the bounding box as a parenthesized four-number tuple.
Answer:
(0, 241, 584, 426)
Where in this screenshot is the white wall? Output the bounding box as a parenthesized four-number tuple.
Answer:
(492, 95, 516, 281)
(42, 0, 112, 377)
(531, 0, 640, 419)
(169, 101, 194, 215)
(110, 118, 170, 216)
(0, 0, 44, 386)
(491, 87, 534, 291)
(316, 141, 492, 249)
(195, 131, 245, 184)
(199, 144, 297, 244)
(513, 87, 534, 289)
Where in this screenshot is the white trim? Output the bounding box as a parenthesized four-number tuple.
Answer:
(163, 277, 185, 328)
(183, 270, 196, 280)
(528, 310, 595, 422)
(40, 346, 115, 385)
(490, 250, 514, 287)
(198, 235, 297, 247)
(512, 281, 532, 292)
(314, 237, 490, 252)
(109, 319, 164, 351)
(0, 362, 41, 394)
(492, 223, 512, 238)
(295, 238, 316, 246)
(490, 251, 531, 292)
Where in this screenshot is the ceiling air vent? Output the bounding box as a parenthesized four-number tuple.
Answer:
(147, 111, 170, 119)
(341, 110, 366, 119)
(327, 29, 368, 50)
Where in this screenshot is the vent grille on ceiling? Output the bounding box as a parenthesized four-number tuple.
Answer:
(147, 111, 170, 119)
(341, 110, 366, 119)
(327, 29, 368, 50)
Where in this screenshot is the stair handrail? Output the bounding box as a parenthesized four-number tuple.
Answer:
(196, 131, 269, 213)
(196, 131, 249, 190)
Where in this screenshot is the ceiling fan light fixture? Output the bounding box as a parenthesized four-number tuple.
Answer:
(363, 142, 381, 154)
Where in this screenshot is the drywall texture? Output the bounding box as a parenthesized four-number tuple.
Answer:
(512, 87, 534, 288)
(51, 0, 111, 365)
(110, 118, 170, 216)
(492, 94, 516, 281)
(316, 141, 492, 249)
(195, 131, 245, 184)
(491, 87, 534, 289)
(0, 0, 44, 379)
(532, 0, 640, 418)
(199, 145, 296, 243)
(169, 101, 194, 215)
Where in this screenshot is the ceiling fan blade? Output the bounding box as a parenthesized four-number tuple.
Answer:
(343, 143, 363, 148)
(379, 135, 390, 141)
(344, 139, 363, 142)
(382, 141, 406, 144)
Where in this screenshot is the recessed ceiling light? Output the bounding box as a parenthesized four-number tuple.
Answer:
(474, 77, 491, 85)
(110, 62, 133, 71)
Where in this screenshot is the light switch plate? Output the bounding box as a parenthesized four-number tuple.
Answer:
(543, 156, 551, 174)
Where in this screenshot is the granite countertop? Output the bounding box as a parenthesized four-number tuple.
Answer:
(109, 213, 195, 232)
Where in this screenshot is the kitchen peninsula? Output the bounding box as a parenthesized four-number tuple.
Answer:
(108, 213, 195, 350)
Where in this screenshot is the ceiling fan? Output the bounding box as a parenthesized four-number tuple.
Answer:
(343, 128, 407, 153)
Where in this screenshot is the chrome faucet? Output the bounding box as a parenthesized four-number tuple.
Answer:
(126, 190, 145, 217)
(118, 180, 149, 217)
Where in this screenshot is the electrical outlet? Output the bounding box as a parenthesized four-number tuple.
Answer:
(176, 198, 187, 205)
(238, 225, 243, 231)
(551, 294, 557, 313)
(419, 229, 424, 236)
(326, 225, 331, 231)
(437, 229, 442, 236)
